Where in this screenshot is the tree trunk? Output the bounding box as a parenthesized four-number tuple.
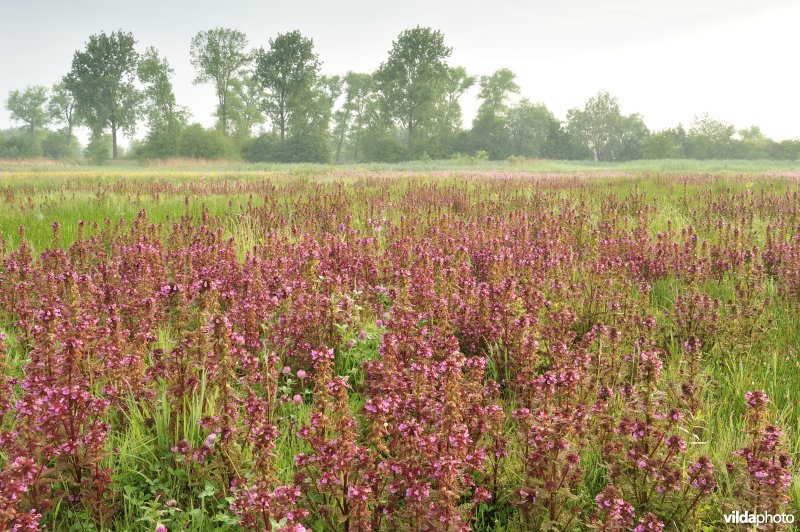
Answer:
(112, 126, 118, 158)
(280, 104, 286, 143)
(335, 129, 346, 163)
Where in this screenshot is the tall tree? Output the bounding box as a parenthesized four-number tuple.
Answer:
(735, 125, 771, 159)
(281, 74, 340, 163)
(436, 66, 475, 134)
(476, 68, 519, 116)
(332, 72, 374, 162)
(645, 125, 687, 159)
(685, 113, 735, 159)
(48, 82, 77, 135)
(64, 30, 141, 158)
(228, 73, 266, 139)
(506, 100, 559, 158)
(256, 30, 320, 143)
(471, 68, 519, 158)
(190, 28, 250, 134)
(6, 86, 49, 134)
(137, 47, 188, 158)
(566, 91, 648, 162)
(374, 26, 452, 152)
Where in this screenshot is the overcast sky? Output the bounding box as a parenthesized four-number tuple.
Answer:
(1, 0, 799, 145)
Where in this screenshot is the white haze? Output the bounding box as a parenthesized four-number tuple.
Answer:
(1, 0, 799, 148)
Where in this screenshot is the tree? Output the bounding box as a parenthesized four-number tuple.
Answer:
(190, 28, 250, 134)
(42, 130, 79, 159)
(506, 100, 559, 158)
(256, 30, 320, 144)
(542, 121, 591, 160)
(137, 47, 188, 158)
(228, 73, 266, 140)
(332, 72, 374, 162)
(85, 132, 112, 164)
(566, 91, 648, 162)
(734, 125, 771, 159)
(685, 114, 735, 159)
(374, 26, 452, 153)
(615, 113, 649, 161)
(6, 86, 49, 134)
(0, 128, 41, 158)
(48, 82, 77, 135)
(177, 124, 237, 159)
(282, 74, 340, 163)
(64, 30, 141, 158)
(471, 68, 519, 158)
(645, 126, 687, 159)
(476, 68, 519, 116)
(769, 139, 800, 160)
(426, 66, 475, 157)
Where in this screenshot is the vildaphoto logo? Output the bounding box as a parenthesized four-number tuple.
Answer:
(723, 510, 795, 526)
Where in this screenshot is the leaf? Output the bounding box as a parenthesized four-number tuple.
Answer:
(200, 481, 216, 498)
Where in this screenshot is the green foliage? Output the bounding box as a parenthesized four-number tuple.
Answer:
(769, 139, 800, 160)
(734, 126, 772, 159)
(251, 30, 338, 164)
(241, 133, 280, 162)
(566, 91, 649, 161)
(332, 72, 374, 162)
(476, 68, 519, 115)
(645, 126, 687, 159)
(227, 74, 266, 141)
(65, 30, 141, 157)
(256, 30, 321, 143)
(374, 26, 453, 154)
(0, 127, 77, 160)
(6, 86, 50, 134)
(137, 47, 188, 159)
(506, 99, 559, 158)
(177, 124, 238, 160)
(359, 129, 407, 162)
(190, 28, 251, 133)
(3, 25, 798, 165)
(685, 114, 735, 159)
(0, 128, 41, 158)
(41, 130, 80, 159)
(85, 132, 112, 164)
(48, 82, 77, 135)
(435, 66, 475, 136)
(542, 121, 592, 160)
(471, 68, 520, 159)
(283, 130, 332, 163)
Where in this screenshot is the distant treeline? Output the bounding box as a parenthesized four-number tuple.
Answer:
(3, 27, 800, 163)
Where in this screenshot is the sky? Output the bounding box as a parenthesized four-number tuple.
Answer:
(1, 0, 799, 146)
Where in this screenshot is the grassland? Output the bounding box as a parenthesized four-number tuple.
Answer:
(0, 161, 799, 530)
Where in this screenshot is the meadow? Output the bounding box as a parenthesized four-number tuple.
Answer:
(1, 161, 799, 530)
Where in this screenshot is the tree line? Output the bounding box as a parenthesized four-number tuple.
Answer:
(3, 27, 800, 163)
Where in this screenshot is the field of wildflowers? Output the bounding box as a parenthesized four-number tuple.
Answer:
(0, 168, 798, 530)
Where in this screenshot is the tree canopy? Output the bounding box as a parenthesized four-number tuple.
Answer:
(6, 86, 50, 134)
(4, 25, 800, 163)
(64, 30, 141, 157)
(374, 26, 453, 155)
(190, 28, 250, 134)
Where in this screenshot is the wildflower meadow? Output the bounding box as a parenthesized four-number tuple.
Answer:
(0, 167, 798, 530)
